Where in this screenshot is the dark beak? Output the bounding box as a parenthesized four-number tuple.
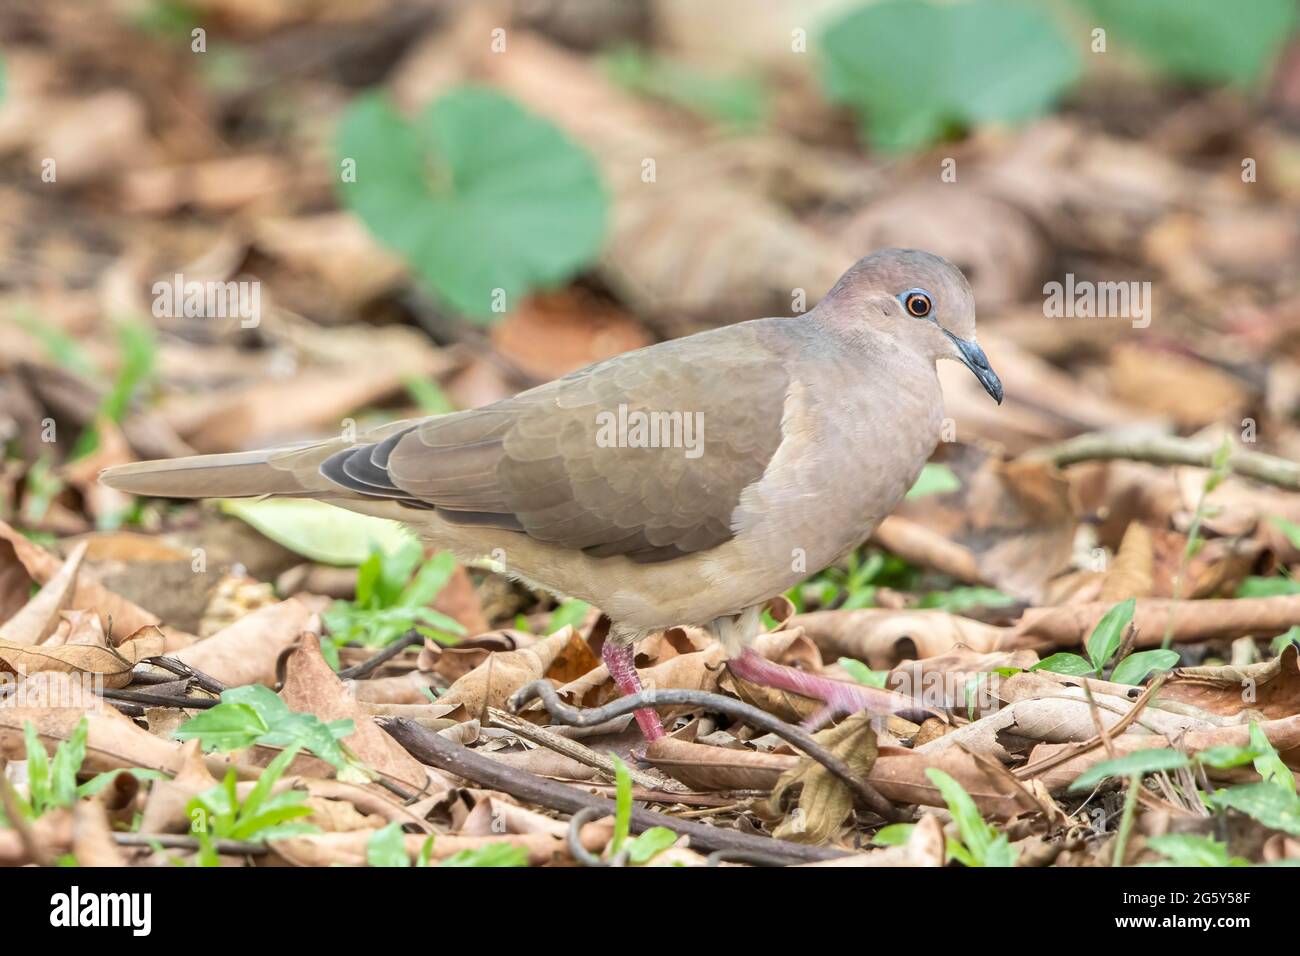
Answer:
(945, 331, 1003, 404)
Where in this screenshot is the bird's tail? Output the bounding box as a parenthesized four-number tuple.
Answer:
(100, 420, 419, 500)
(98, 446, 322, 499)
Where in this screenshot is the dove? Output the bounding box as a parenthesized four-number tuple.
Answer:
(101, 249, 1001, 741)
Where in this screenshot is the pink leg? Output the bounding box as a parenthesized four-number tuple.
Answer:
(602, 639, 665, 742)
(728, 649, 935, 724)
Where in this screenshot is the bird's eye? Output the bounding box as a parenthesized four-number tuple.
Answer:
(903, 290, 933, 318)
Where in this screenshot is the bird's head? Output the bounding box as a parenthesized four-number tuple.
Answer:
(820, 248, 1003, 404)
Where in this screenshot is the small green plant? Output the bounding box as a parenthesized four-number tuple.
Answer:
(336, 87, 607, 319)
(905, 462, 961, 499)
(1074, 0, 1295, 88)
(366, 822, 434, 867)
(787, 550, 917, 613)
(1070, 724, 1300, 847)
(186, 747, 318, 866)
(364, 822, 526, 867)
(821, 0, 1079, 151)
(547, 599, 590, 634)
(71, 321, 158, 462)
(1145, 834, 1250, 867)
(440, 843, 531, 867)
(871, 823, 916, 846)
(19, 456, 65, 526)
(1033, 599, 1178, 685)
(917, 586, 1016, 613)
(925, 768, 1018, 867)
(608, 755, 677, 865)
(175, 685, 369, 782)
(839, 657, 888, 688)
(0, 719, 163, 825)
(322, 540, 466, 666)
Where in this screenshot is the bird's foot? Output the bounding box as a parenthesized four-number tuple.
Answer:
(727, 648, 936, 725)
(601, 638, 665, 742)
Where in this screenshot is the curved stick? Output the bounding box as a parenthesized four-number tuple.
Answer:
(508, 681, 903, 822)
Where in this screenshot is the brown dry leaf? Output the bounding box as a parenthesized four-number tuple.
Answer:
(1106, 344, 1249, 428)
(1014, 594, 1300, 649)
(770, 712, 877, 844)
(793, 608, 1013, 668)
(872, 516, 982, 582)
(800, 813, 947, 867)
(279, 632, 432, 791)
(431, 563, 488, 638)
(750, 626, 824, 670)
(172, 597, 313, 687)
(492, 289, 652, 380)
(644, 736, 797, 792)
(158, 325, 450, 452)
(916, 691, 1215, 764)
(841, 185, 1047, 309)
(1099, 521, 1155, 602)
(303, 797, 384, 833)
(1029, 713, 1300, 793)
(71, 798, 128, 867)
(1148, 527, 1258, 599)
(1159, 643, 1300, 719)
(869, 746, 1034, 819)
(487, 747, 605, 782)
(549, 643, 725, 717)
(883, 444, 1076, 603)
(0, 540, 86, 646)
(418, 630, 537, 684)
(0, 706, 185, 776)
(50, 609, 107, 647)
(439, 626, 596, 719)
(0, 520, 160, 636)
(252, 213, 407, 310)
(0, 626, 163, 689)
(139, 739, 220, 835)
(1, 671, 110, 711)
(350, 671, 441, 705)
(0, 809, 74, 866)
(887, 647, 1040, 701)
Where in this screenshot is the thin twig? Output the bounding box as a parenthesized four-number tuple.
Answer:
(99, 688, 219, 710)
(509, 680, 903, 822)
(142, 656, 227, 695)
(377, 716, 850, 864)
(337, 630, 424, 681)
(1026, 432, 1300, 491)
(485, 706, 667, 791)
(113, 833, 268, 856)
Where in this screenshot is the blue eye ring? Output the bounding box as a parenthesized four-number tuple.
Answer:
(899, 289, 933, 318)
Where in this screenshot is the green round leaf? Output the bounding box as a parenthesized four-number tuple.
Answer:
(336, 87, 608, 318)
(1077, 0, 1296, 88)
(821, 0, 1080, 151)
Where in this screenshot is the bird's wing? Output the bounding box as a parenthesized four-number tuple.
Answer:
(324, 323, 792, 562)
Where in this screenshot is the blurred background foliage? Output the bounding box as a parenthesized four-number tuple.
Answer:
(0, 0, 1299, 634)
